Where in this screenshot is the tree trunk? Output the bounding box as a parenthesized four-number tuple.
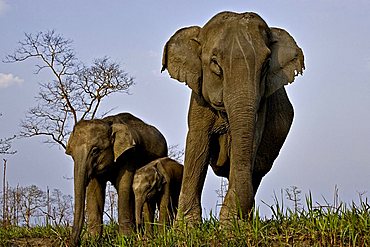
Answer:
(2, 159, 7, 227)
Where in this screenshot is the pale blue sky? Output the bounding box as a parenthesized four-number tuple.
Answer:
(1, 0, 370, 217)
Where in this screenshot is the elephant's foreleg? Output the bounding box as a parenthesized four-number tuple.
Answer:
(177, 131, 210, 223)
(253, 87, 294, 194)
(86, 177, 106, 237)
(116, 167, 135, 235)
(142, 200, 155, 234)
(158, 182, 171, 227)
(177, 93, 215, 224)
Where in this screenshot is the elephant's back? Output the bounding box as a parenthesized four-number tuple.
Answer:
(103, 112, 145, 125)
(104, 112, 168, 159)
(105, 113, 161, 134)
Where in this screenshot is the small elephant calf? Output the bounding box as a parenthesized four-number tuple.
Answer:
(132, 157, 183, 231)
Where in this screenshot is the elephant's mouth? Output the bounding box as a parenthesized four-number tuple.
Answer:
(87, 165, 95, 180)
(210, 102, 225, 111)
(94, 162, 112, 175)
(93, 153, 114, 175)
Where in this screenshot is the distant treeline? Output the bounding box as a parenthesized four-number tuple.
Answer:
(0, 183, 119, 228)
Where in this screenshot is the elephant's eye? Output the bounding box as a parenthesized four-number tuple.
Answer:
(210, 57, 222, 76)
(91, 147, 100, 156)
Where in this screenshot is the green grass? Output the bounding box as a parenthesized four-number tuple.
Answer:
(1, 193, 370, 247)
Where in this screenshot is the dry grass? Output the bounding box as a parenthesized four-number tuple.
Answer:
(1, 191, 369, 247)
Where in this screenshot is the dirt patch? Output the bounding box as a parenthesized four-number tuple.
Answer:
(7, 238, 57, 247)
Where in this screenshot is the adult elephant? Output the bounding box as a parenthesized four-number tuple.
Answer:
(161, 11, 305, 224)
(65, 112, 167, 246)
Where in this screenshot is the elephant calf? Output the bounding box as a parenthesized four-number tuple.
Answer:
(132, 157, 183, 231)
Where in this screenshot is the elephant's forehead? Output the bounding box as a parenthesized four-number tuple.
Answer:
(76, 124, 108, 135)
(135, 167, 153, 179)
(133, 171, 153, 191)
(201, 12, 269, 52)
(134, 167, 154, 182)
(204, 12, 267, 30)
(71, 122, 110, 145)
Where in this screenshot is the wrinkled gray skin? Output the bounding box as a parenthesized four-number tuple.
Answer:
(65, 113, 168, 246)
(162, 11, 305, 224)
(133, 157, 183, 232)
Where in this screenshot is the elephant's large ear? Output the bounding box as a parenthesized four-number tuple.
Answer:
(161, 26, 202, 94)
(111, 123, 137, 162)
(155, 158, 170, 185)
(265, 28, 305, 97)
(152, 165, 165, 192)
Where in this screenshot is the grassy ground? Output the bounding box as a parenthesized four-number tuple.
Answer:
(1, 193, 370, 247)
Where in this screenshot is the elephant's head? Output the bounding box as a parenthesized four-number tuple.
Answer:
(162, 11, 304, 217)
(162, 11, 304, 109)
(65, 119, 137, 245)
(132, 163, 165, 227)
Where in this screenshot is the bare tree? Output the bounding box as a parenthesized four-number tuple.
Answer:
(0, 114, 16, 227)
(0, 137, 16, 155)
(19, 185, 46, 227)
(104, 182, 118, 224)
(2, 160, 8, 227)
(4, 30, 134, 149)
(215, 178, 229, 213)
(1, 184, 74, 227)
(0, 114, 16, 155)
(1, 184, 22, 227)
(46, 186, 50, 225)
(49, 188, 73, 226)
(168, 144, 185, 163)
(10, 185, 22, 226)
(285, 186, 303, 214)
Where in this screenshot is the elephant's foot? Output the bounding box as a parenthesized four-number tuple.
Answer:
(176, 190, 203, 225)
(219, 203, 237, 230)
(174, 218, 202, 232)
(118, 220, 135, 236)
(174, 208, 202, 230)
(87, 224, 103, 238)
(219, 187, 254, 226)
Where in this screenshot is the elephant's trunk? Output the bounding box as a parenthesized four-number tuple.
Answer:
(220, 41, 264, 221)
(135, 197, 145, 228)
(221, 98, 257, 221)
(71, 158, 89, 246)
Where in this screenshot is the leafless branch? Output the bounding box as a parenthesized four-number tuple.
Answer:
(0, 136, 16, 155)
(6, 31, 134, 149)
(168, 144, 185, 163)
(0, 114, 17, 155)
